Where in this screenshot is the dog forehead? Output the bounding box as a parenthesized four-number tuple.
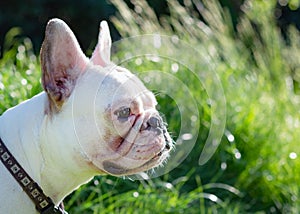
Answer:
(112, 89, 156, 106)
(100, 69, 157, 109)
(101, 66, 147, 94)
(74, 64, 157, 111)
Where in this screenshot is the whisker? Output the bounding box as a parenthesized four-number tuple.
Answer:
(153, 91, 163, 97)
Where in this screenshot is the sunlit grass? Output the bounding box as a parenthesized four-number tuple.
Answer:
(110, 0, 300, 212)
(0, 28, 42, 115)
(1, 0, 300, 213)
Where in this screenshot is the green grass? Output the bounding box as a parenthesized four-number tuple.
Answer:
(1, 0, 300, 213)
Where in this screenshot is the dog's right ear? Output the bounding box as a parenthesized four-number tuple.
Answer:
(40, 18, 88, 113)
(90, 21, 112, 67)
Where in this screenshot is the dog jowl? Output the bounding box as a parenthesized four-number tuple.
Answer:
(0, 18, 173, 213)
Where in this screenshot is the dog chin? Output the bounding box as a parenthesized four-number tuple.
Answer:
(102, 148, 170, 176)
(100, 136, 170, 176)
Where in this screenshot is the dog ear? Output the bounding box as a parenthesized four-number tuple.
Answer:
(40, 18, 88, 113)
(90, 21, 112, 67)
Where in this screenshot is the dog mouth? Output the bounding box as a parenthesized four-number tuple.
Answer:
(102, 144, 170, 176)
(102, 114, 173, 176)
(101, 109, 173, 176)
(104, 133, 171, 176)
(112, 129, 171, 155)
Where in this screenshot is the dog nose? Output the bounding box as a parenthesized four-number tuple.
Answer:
(142, 115, 173, 150)
(148, 116, 163, 129)
(140, 116, 164, 134)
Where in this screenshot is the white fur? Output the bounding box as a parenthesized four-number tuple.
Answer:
(0, 19, 170, 213)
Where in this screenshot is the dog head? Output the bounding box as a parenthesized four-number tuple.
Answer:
(40, 18, 173, 176)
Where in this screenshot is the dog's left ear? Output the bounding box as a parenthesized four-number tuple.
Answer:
(90, 21, 112, 67)
(40, 18, 89, 113)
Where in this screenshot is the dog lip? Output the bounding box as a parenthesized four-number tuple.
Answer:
(103, 161, 129, 175)
(102, 149, 168, 176)
(103, 140, 171, 176)
(137, 146, 170, 169)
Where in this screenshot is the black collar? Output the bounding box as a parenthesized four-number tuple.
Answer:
(0, 137, 67, 214)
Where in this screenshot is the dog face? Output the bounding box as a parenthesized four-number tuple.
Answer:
(40, 19, 173, 176)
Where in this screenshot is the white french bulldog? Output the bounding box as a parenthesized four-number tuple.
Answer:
(0, 18, 172, 213)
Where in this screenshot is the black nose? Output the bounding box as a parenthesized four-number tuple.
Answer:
(148, 116, 163, 129)
(140, 116, 164, 135)
(144, 116, 173, 150)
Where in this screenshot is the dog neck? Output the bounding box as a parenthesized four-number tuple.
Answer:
(0, 92, 99, 205)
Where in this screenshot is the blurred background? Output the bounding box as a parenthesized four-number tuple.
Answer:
(0, 0, 299, 54)
(1, 0, 300, 213)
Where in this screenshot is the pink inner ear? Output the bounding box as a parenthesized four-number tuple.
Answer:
(51, 39, 88, 74)
(41, 18, 89, 111)
(91, 44, 107, 66)
(90, 21, 112, 67)
(50, 24, 88, 74)
(42, 19, 88, 76)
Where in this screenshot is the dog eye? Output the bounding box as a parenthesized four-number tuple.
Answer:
(115, 107, 131, 118)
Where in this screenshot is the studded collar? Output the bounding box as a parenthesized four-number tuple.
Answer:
(0, 137, 67, 214)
